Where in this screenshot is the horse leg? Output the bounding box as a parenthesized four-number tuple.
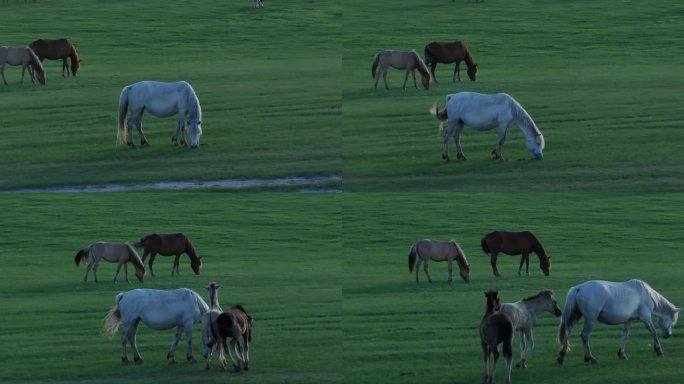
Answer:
(62, 58, 68, 77)
(618, 322, 631, 359)
(121, 325, 130, 364)
(136, 113, 149, 146)
(580, 319, 598, 364)
(113, 262, 124, 284)
(167, 325, 183, 364)
(454, 122, 467, 160)
(442, 124, 453, 163)
(185, 322, 197, 363)
(415, 258, 422, 284)
(517, 255, 525, 276)
(223, 339, 240, 371)
(172, 254, 181, 275)
(453, 61, 461, 82)
(490, 348, 499, 384)
(525, 253, 530, 275)
(411, 69, 418, 89)
(492, 124, 508, 161)
(124, 263, 129, 283)
(83, 259, 95, 282)
(126, 111, 139, 148)
(402, 70, 410, 90)
(178, 118, 188, 146)
(503, 340, 513, 384)
(423, 259, 433, 284)
(516, 329, 527, 368)
(20, 65, 26, 84)
(0, 64, 7, 85)
(382, 68, 389, 90)
(482, 344, 490, 384)
(172, 119, 182, 145)
(447, 258, 453, 284)
(230, 339, 242, 372)
(92, 259, 100, 283)
(490, 253, 501, 277)
(146, 251, 157, 276)
(242, 334, 250, 370)
(643, 318, 663, 356)
(430, 62, 438, 83)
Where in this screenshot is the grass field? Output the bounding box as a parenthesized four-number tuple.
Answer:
(342, 0, 684, 191)
(0, 0, 340, 190)
(0, 193, 340, 383)
(342, 193, 684, 384)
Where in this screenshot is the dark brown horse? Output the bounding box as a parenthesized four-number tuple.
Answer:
(135, 233, 201, 276)
(424, 41, 477, 82)
(28, 38, 80, 77)
(217, 305, 253, 372)
(480, 289, 514, 384)
(481, 231, 551, 277)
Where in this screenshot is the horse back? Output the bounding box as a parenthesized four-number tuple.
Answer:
(415, 239, 457, 261)
(424, 41, 466, 63)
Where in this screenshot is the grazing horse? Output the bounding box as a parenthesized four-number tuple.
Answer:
(0, 46, 45, 85)
(557, 279, 680, 365)
(254, 0, 263, 7)
(217, 304, 253, 372)
(480, 290, 514, 384)
(74, 242, 145, 283)
(371, 50, 431, 90)
(117, 81, 203, 148)
(28, 38, 80, 77)
(481, 231, 551, 277)
(135, 233, 202, 276)
(103, 288, 209, 364)
(430, 92, 545, 161)
(408, 239, 471, 284)
(201, 282, 227, 370)
(424, 41, 478, 82)
(500, 290, 562, 368)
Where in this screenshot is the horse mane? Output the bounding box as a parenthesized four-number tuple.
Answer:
(68, 40, 80, 63)
(231, 304, 253, 321)
(411, 50, 430, 79)
(460, 42, 476, 68)
(526, 231, 548, 259)
(508, 96, 544, 145)
(26, 47, 44, 74)
(639, 280, 677, 316)
(450, 240, 470, 268)
(522, 289, 554, 302)
(185, 236, 201, 262)
(125, 243, 145, 273)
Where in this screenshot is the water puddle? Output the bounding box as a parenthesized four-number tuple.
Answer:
(8, 175, 342, 193)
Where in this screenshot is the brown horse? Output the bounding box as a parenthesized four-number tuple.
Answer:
(480, 290, 514, 384)
(217, 305, 253, 372)
(371, 49, 431, 90)
(0, 46, 45, 85)
(481, 231, 551, 277)
(74, 241, 145, 283)
(408, 239, 471, 284)
(135, 233, 202, 276)
(424, 41, 478, 82)
(28, 38, 80, 77)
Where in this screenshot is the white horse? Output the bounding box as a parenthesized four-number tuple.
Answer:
(557, 279, 680, 365)
(117, 81, 203, 148)
(103, 288, 209, 364)
(254, 0, 264, 7)
(430, 92, 545, 161)
(500, 290, 562, 368)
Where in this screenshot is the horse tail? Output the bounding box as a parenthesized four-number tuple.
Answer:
(118, 86, 131, 144)
(558, 286, 582, 351)
(103, 293, 124, 336)
(423, 44, 434, 65)
(481, 236, 490, 255)
(429, 101, 448, 122)
(371, 52, 380, 79)
(26, 47, 44, 73)
(408, 244, 418, 272)
(74, 246, 90, 267)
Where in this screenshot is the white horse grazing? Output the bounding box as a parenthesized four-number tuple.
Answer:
(103, 288, 209, 364)
(254, 0, 264, 7)
(117, 81, 203, 148)
(557, 279, 680, 365)
(430, 92, 545, 161)
(500, 290, 562, 368)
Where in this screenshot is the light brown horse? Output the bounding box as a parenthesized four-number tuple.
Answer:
(135, 233, 202, 276)
(480, 290, 514, 384)
(201, 282, 227, 370)
(371, 49, 431, 90)
(481, 231, 551, 277)
(217, 305, 253, 372)
(424, 41, 478, 82)
(500, 290, 562, 368)
(0, 46, 45, 85)
(408, 239, 470, 284)
(74, 242, 145, 283)
(28, 38, 80, 77)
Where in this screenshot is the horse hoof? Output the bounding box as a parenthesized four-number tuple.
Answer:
(557, 356, 564, 365)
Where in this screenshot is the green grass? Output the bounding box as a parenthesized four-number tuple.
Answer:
(0, 193, 341, 383)
(342, 192, 684, 384)
(0, 0, 341, 190)
(342, 0, 684, 191)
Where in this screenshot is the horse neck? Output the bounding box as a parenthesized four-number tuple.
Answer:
(462, 45, 476, 68)
(208, 287, 220, 308)
(126, 245, 144, 272)
(69, 44, 79, 62)
(450, 242, 468, 269)
(510, 98, 541, 138)
(185, 241, 199, 261)
(412, 51, 429, 78)
(529, 234, 547, 259)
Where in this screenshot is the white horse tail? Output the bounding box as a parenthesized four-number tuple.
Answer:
(103, 293, 124, 336)
(371, 52, 381, 79)
(408, 244, 417, 272)
(117, 86, 131, 144)
(558, 286, 582, 350)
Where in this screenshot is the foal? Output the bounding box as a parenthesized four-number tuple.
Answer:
(480, 290, 514, 384)
(217, 305, 253, 372)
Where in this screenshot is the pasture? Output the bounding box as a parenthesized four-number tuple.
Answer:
(0, 0, 341, 190)
(342, 193, 684, 383)
(0, 192, 341, 383)
(342, 0, 684, 191)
